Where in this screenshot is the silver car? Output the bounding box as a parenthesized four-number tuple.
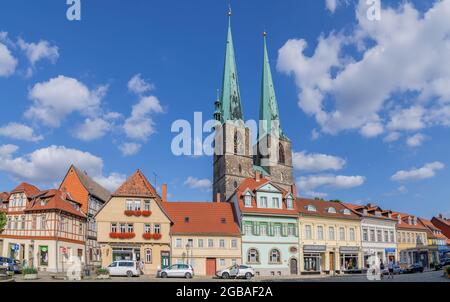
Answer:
(157, 264, 194, 279)
(216, 264, 255, 279)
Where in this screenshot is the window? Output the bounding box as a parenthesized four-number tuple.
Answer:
(370, 229, 375, 242)
(307, 205, 317, 212)
(144, 224, 151, 233)
(220, 259, 225, 266)
(145, 249, 152, 263)
(20, 215, 25, 230)
(134, 200, 141, 211)
(144, 200, 151, 211)
(305, 225, 312, 240)
(328, 207, 337, 214)
(208, 239, 214, 248)
(154, 224, 161, 234)
(247, 249, 259, 263)
(376, 230, 382, 242)
(41, 215, 46, 230)
(384, 230, 389, 243)
(274, 225, 281, 236)
(32, 216, 37, 229)
(231, 259, 237, 265)
(407, 233, 411, 243)
(272, 197, 280, 208)
(339, 227, 345, 241)
(349, 228, 355, 241)
(260, 196, 268, 208)
(342, 209, 351, 215)
(231, 239, 237, 248)
(363, 229, 368, 241)
(317, 226, 324, 240)
(278, 143, 285, 164)
(270, 249, 281, 263)
(176, 238, 182, 248)
(187, 239, 193, 247)
(328, 227, 335, 240)
(198, 239, 204, 248)
(244, 194, 252, 207)
(127, 224, 134, 233)
(260, 224, 267, 236)
(126, 199, 133, 211)
(111, 223, 117, 233)
(244, 224, 252, 235)
(286, 197, 293, 209)
(120, 223, 126, 233)
(288, 224, 295, 236)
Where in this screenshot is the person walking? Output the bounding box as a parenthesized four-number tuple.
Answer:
(387, 260, 394, 279)
(139, 260, 145, 275)
(379, 260, 385, 280)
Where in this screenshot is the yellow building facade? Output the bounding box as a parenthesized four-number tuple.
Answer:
(297, 199, 363, 275)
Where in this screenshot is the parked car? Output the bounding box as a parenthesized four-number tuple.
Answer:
(106, 260, 140, 277)
(216, 264, 255, 279)
(0, 257, 22, 273)
(435, 258, 450, 270)
(382, 264, 403, 275)
(157, 264, 194, 279)
(403, 263, 424, 274)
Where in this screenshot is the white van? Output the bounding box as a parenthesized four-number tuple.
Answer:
(107, 260, 140, 277)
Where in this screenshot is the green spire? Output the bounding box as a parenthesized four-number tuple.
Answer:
(259, 33, 283, 139)
(219, 9, 244, 123)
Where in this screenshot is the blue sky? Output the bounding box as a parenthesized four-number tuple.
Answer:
(0, 0, 449, 219)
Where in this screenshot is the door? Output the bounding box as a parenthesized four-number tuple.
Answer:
(290, 258, 298, 275)
(329, 252, 335, 272)
(161, 251, 170, 269)
(206, 258, 216, 276)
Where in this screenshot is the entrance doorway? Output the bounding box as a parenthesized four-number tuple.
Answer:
(329, 252, 335, 272)
(161, 251, 170, 269)
(206, 258, 217, 276)
(290, 258, 298, 275)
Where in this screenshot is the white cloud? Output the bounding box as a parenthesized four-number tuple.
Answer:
(391, 162, 445, 182)
(360, 121, 384, 138)
(118, 143, 141, 156)
(183, 176, 212, 191)
(303, 191, 329, 199)
(0, 122, 43, 142)
(293, 151, 346, 172)
(406, 133, 428, 147)
(73, 118, 111, 141)
(383, 132, 401, 143)
(278, 0, 450, 140)
(128, 74, 154, 94)
(94, 172, 126, 192)
(0, 43, 17, 77)
(297, 174, 365, 191)
(311, 129, 320, 140)
(325, 0, 338, 13)
(26, 75, 107, 127)
(0, 144, 123, 191)
(18, 38, 59, 76)
(123, 96, 163, 141)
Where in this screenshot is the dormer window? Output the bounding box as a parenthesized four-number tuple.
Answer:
(408, 216, 412, 225)
(398, 216, 401, 224)
(413, 217, 417, 225)
(375, 211, 381, 216)
(342, 209, 351, 215)
(306, 205, 317, 212)
(327, 207, 337, 214)
(184, 217, 189, 223)
(286, 197, 293, 209)
(363, 209, 368, 215)
(244, 194, 252, 207)
(221, 218, 226, 224)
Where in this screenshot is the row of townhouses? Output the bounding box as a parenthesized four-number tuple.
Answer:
(0, 11, 449, 276)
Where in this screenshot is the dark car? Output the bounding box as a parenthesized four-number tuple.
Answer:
(436, 258, 450, 270)
(404, 263, 424, 274)
(0, 257, 22, 273)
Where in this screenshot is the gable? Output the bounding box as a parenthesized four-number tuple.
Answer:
(59, 166, 90, 213)
(257, 183, 281, 193)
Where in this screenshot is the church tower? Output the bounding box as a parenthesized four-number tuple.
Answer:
(213, 10, 254, 202)
(255, 33, 294, 193)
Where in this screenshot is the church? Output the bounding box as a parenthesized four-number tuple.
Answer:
(212, 10, 295, 203)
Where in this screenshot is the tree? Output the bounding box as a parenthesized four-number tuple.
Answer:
(0, 212, 6, 232)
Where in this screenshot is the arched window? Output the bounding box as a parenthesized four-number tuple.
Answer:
(269, 249, 281, 263)
(247, 248, 259, 263)
(145, 248, 152, 263)
(278, 143, 285, 164)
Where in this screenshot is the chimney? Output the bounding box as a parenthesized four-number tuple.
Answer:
(161, 184, 167, 202)
(255, 171, 261, 182)
(216, 193, 221, 203)
(438, 213, 443, 219)
(291, 184, 297, 198)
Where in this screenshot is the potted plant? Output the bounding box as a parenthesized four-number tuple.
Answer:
(96, 268, 110, 280)
(143, 233, 153, 240)
(141, 210, 152, 217)
(153, 233, 162, 240)
(23, 267, 38, 280)
(124, 210, 134, 216)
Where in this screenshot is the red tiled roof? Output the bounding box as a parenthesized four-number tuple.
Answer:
(0, 192, 10, 202)
(26, 189, 85, 218)
(297, 198, 360, 220)
(113, 169, 159, 198)
(233, 177, 298, 216)
(163, 202, 240, 236)
(11, 182, 40, 197)
(418, 217, 448, 240)
(392, 212, 428, 230)
(342, 202, 396, 221)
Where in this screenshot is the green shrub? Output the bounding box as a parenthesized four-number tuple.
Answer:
(445, 266, 450, 275)
(97, 268, 109, 275)
(23, 267, 38, 275)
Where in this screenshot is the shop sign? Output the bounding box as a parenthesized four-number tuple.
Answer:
(303, 245, 326, 252)
(385, 248, 396, 253)
(340, 246, 359, 252)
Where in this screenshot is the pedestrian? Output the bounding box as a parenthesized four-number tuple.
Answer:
(379, 260, 385, 279)
(388, 259, 394, 279)
(139, 259, 145, 275)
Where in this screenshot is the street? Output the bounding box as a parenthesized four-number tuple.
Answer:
(9, 270, 449, 283)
